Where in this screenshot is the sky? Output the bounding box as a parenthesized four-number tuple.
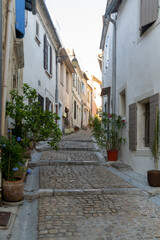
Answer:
(45, 0, 107, 80)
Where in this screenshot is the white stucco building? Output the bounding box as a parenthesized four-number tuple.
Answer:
(100, 0, 160, 175)
(23, 0, 61, 112)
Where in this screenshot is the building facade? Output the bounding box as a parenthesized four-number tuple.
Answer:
(100, 0, 160, 175)
(23, 0, 61, 114)
(57, 48, 75, 133)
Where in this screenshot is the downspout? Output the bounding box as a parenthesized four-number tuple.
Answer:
(107, 15, 116, 114)
(1, 0, 14, 136)
(0, 0, 3, 137)
(55, 55, 59, 122)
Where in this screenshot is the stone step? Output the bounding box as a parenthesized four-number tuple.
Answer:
(29, 160, 101, 168)
(24, 187, 144, 200)
(36, 146, 99, 152)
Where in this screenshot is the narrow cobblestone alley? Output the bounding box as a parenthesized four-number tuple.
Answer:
(8, 130, 160, 240)
(28, 129, 160, 240)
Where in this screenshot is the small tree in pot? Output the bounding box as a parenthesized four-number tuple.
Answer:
(147, 107, 160, 187)
(91, 112, 126, 161)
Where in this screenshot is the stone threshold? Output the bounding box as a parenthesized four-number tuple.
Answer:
(36, 147, 99, 152)
(24, 187, 144, 200)
(29, 160, 101, 167)
(61, 139, 96, 143)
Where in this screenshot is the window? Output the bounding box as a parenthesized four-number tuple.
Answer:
(140, 0, 158, 36)
(44, 34, 52, 76)
(87, 91, 90, 102)
(119, 90, 126, 117)
(35, 20, 40, 45)
(38, 94, 44, 111)
(74, 101, 76, 119)
(60, 63, 64, 85)
(46, 97, 51, 111)
(82, 82, 85, 95)
(13, 75, 17, 89)
(79, 80, 81, 96)
(72, 73, 77, 88)
(129, 93, 159, 150)
(36, 21, 39, 38)
(105, 36, 109, 69)
(66, 71, 69, 92)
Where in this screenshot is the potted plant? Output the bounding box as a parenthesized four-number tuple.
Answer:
(6, 84, 62, 151)
(91, 112, 126, 161)
(147, 107, 160, 187)
(0, 135, 25, 202)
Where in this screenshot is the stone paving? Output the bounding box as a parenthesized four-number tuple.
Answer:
(41, 150, 99, 162)
(40, 165, 134, 189)
(39, 194, 160, 240)
(38, 130, 160, 240)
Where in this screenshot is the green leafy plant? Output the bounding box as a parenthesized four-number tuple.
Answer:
(6, 84, 62, 150)
(91, 112, 126, 151)
(0, 136, 25, 181)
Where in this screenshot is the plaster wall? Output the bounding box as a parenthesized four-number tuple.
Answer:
(23, 11, 56, 109)
(115, 0, 160, 175)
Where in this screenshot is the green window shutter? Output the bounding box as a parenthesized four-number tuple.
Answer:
(129, 103, 137, 150)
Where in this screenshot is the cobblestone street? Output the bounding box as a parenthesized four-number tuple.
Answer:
(34, 130, 160, 240)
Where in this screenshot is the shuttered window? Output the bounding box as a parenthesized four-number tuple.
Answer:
(50, 46, 52, 75)
(149, 93, 159, 149)
(129, 94, 160, 151)
(38, 94, 44, 111)
(44, 34, 52, 76)
(44, 34, 48, 70)
(46, 97, 51, 111)
(74, 101, 76, 119)
(140, 0, 158, 36)
(129, 103, 137, 150)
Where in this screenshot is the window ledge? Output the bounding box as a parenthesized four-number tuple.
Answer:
(35, 35, 41, 46)
(135, 148, 152, 157)
(45, 70, 52, 78)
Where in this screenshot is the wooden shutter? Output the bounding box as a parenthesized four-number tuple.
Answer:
(129, 103, 137, 150)
(44, 34, 48, 70)
(50, 46, 52, 75)
(140, 0, 158, 35)
(38, 94, 44, 111)
(74, 101, 76, 119)
(149, 93, 159, 149)
(46, 97, 51, 111)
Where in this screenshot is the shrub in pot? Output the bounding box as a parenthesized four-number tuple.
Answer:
(91, 112, 126, 161)
(147, 108, 160, 187)
(0, 136, 25, 202)
(6, 84, 62, 150)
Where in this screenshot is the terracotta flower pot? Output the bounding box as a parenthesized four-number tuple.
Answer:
(147, 170, 160, 187)
(107, 150, 118, 161)
(2, 178, 24, 202)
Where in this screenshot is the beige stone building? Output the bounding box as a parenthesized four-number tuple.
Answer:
(82, 72, 92, 128)
(57, 48, 75, 133)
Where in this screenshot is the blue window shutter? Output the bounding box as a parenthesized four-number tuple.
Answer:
(15, 0, 25, 38)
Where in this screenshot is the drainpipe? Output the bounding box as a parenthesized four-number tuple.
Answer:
(55, 55, 59, 122)
(107, 15, 116, 114)
(0, 0, 3, 138)
(1, 0, 14, 136)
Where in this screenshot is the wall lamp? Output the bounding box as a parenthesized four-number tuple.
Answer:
(56, 55, 78, 68)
